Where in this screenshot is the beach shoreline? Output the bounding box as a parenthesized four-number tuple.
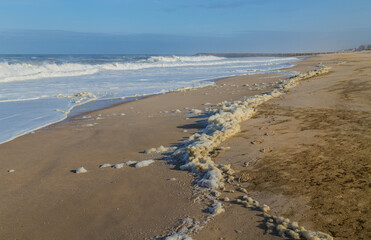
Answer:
(0, 55, 300, 146)
(0, 51, 369, 239)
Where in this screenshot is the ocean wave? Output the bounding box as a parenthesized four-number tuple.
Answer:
(146, 55, 225, 62)
(0, 56, 299, 83)
(0, 62, 99, 83)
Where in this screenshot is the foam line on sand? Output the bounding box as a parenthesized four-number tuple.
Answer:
(160, 64, 332, 240)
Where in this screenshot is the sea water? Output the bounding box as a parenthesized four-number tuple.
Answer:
(0, 54, 300, 144)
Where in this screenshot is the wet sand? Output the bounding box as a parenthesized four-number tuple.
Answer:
(0, 52, 370, 239)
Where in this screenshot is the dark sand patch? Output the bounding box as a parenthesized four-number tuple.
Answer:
(245, 106, 370, 240)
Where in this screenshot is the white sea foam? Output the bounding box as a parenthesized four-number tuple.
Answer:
(75, 167, 87, 174)
(171, 65, 330, 191)
(161, 65, 331, 239)
(145, 145, 177, 154)
(99, 163, 112, 168)
(164, 234, 193, 240)
(208, 201, 225, 215)
(111, 160, 137, 168)
(135, 160, 155, 168)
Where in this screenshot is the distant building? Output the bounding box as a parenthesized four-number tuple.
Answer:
(357, 44, 371, 50)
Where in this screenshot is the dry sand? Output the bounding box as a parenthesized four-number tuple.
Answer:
(0, 51, 370, 239)
(195, 52, 371, 240)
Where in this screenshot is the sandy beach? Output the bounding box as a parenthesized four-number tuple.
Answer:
(0, 51, 370, 240)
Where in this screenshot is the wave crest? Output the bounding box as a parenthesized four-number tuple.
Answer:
(146, 55, 225, 62)
(0, 56, 298, 83)
(0, 62, 99, 83)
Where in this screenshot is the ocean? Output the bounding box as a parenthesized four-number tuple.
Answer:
(0, 54, 300, 144)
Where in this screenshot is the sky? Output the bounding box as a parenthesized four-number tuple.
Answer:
(0, 0, 370, 54)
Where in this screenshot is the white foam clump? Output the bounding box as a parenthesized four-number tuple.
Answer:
(112, 163, 126, 169)
(99, 163, 111, 168)
(135, 160, 155, 168)
(172, 65, 330, 191)
(164, 234, 193, 240)
(189, 109, 203, 114)
(161, 217, 202, 240)
(145, 145, 177, 154)
(112, 160, 137, 168)
(208, 201, 225, 215)
(75, 167, 87, 173)
(266, 214, 333, 240)
(172, 109, 182, 113)
(235, 194, 333, 239)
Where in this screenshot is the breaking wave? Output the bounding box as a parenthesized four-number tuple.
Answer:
(146, 55, 224, 62)
(0, 55, 298, 83)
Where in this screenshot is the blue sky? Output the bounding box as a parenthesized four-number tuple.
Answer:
(0, 0, 370, 54)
